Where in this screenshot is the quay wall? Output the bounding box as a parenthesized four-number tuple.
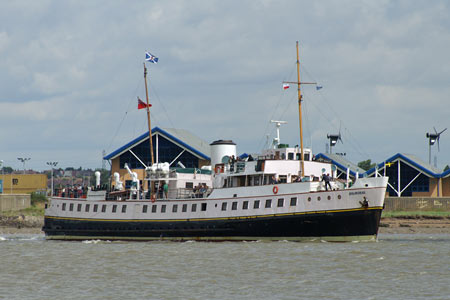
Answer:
(0, 194, 31, 212)
(385, 197, 450, 211)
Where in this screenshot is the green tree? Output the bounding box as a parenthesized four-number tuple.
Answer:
(444, 165, 450, 172)
(358, 159, 376, 171)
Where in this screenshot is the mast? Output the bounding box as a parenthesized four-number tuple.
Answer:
(283, 42, 316, 177)
(144, 63, 154, 165)
(296, 41, 305, 175)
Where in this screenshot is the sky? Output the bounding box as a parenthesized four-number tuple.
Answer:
(1, 0, 450, 172)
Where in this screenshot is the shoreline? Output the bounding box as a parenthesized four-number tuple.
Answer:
(1, 215, 450, 235)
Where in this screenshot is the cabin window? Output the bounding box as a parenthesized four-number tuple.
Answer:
(152, 205, 157, 213)
(143, 205, 148, 213)
(85, 204, 90, 212)
(288, 152, 294, 160)
(221, 202, 227, 211)
(232, 202, 238, 210)
(121, 205, 127, 213)
(277, 198, 284, 207)
(182, 204, 188, 212)
(265, 199, 272, 208)
(254, 200, 260, 209)
(317, 197, 321, 201)
(192, 203, 197, 212)
(186, 182, 193, 189)
(77, 204, 82, 212)
(69, 203, 74, 211)
(243, 201, 249, 210)
(281, 153, 286, 160)
(62, 203, 66, 211)
(172, 204, 178, 213)
(102, 205, 107, 212)
(304, 153, 310, 161)
(290, 197, 297, 206)
(201, 203, 207, 211)
(307, 197, 311, 202)
(161, 205, 166, 213)
(279, 176, 287, 183)
(93, 204, 98, 212)
(112, 205, 117, 213)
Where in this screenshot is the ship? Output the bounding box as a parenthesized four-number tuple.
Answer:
(43, 42, 388, 242)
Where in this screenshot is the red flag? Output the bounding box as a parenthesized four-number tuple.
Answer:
(138, 98, 151, 109)
(283, 83, 290, 90)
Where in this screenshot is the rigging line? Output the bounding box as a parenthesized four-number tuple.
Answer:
(106, 76, 143, 153)
(149, 84, 176, 129)
(301, 62, 371, 159)
(257, 64, 297, 152)
(306, 96, 368, 158)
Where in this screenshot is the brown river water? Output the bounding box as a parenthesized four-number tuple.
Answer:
(0, 233, 449, 299)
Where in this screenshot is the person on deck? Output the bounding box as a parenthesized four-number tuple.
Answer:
(163, 181, 169, 199)
(322, 173, 332, 191)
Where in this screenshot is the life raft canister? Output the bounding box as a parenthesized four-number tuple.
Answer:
(273, 186, 279, 194)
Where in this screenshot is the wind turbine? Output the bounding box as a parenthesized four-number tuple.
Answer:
(327, 124, 343, 154)
(426, 127, 447, 164)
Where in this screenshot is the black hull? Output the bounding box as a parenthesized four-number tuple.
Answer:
(43, 208, 383, 241)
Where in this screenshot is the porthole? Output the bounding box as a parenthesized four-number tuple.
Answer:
(317, 197, 321, 201)
(327, 196, 331, 200)
(307, 197, 311, 202)
(338, 195, 341, 200)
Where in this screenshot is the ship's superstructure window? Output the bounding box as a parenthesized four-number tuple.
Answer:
(232, 202, 238, 210)
(62, 203, 66, 211)
(182, 204, 188, 212)
(221, 202, 227, 211)
(85, 204, 90, 212)
(143, 205, 148, 213)
(290, 197, 297, 206)
(93, 204, 98, 212)
(102, 205, 107, 213)
(152, 205, 157, 213)
(112, 205, 117, 213)
(172, 204, 178, 213)
(186, 182, 193, 189)
(77, 204, 82, 212)
(254, 200, 260, 209)
(265, 199, 272, 208)
(192, 203, 197, 212)
(69, 203, 74, 211)
(277, 198, 284, 207)
(201, 203, 207, 211)
(161, 205, 166, 213)
(122, 205, 127, 213)
(288, 152, 294, 160)
(243, 201, 249, 210)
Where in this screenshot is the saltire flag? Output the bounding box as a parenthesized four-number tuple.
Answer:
(145, 51, 159, 63)
(138, 97, 152, 110)
(316, 85, 323, 90)
(283, 83, 290, 90)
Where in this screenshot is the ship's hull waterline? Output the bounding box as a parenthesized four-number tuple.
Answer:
(43, 206, 383, 242)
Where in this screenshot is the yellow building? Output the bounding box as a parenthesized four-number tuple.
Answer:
(0, 174, 47, 194)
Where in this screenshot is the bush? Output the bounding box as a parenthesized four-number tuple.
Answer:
(30, 192, 47, 206)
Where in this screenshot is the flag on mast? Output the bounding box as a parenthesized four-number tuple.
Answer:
(138, 97, 151, 110)
(283, 83, 290, 90)
(145, 51, 159, 63)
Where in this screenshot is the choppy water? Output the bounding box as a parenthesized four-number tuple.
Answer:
(0, 234, 449, 300)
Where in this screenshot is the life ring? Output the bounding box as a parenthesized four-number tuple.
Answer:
(273, 186, 279, 194)
(151, 195, 156, 203)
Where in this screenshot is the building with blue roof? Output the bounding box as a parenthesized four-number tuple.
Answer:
(104, 127, 211, 189)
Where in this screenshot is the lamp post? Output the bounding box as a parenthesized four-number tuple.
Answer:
(46, 161, 58, 196)
(17, 157, 31, 174)
(0, 160, 3, 194)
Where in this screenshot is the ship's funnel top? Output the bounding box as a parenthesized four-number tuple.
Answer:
(210, 140, 236, 146)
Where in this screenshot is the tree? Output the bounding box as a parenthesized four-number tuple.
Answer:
(444, 165, 450, 172)
(358, 159, 376, 171)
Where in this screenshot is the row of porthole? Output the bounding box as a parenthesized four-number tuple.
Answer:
(307, 194, 342, 202)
